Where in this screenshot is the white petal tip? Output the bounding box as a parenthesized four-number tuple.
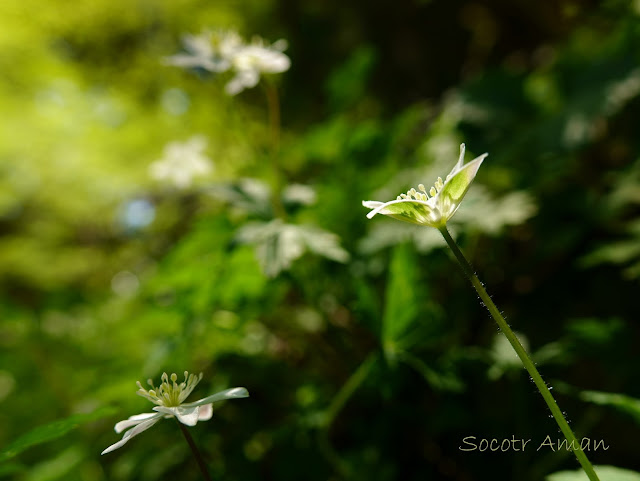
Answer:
(474, 153, 489, 164)
(228, 387, 250, 398)
(101, 444, 119, 455)
(362, 201, 383, 217)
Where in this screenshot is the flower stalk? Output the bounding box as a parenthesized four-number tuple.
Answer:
(363, 144, 601, 480)
(263, 81, 287, 220)
(438, 225, 600, 481)
(177, 420, 213, 481)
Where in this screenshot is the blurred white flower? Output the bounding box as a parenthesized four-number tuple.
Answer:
(225, 38, 291, 95)
(164, 30, 243, 73)
(282, 184, 317, 206)
(149, 135, 213, 189)
(166, 29, 290, 95)
(102, 371, 248, 455)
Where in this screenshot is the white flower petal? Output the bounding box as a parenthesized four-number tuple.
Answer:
(149, 136, 213, 188)
(184, 387, 250, 407)
(272, 39, 288, 51)
(101, 414, 163, 455)
(362, 201, 384, 210)
(197, 403, 214, 421)
(225, 75, 246, 96)
(455, 143, 466, 171)
(153, 405, 201, 426)
(114, 412, 160, 433)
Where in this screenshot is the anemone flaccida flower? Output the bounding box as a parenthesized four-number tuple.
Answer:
(363, 144, 488, 228)
(102, 372, 248, 455)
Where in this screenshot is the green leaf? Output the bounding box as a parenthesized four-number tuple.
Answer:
(578, 389, 640, 424)
(547, 465, 640, 481)
(0, 462, 24, 477)
(24, 446, 84, 481)
(0, 407, 116, 463)
(398, 351, 465, 392)
(382, 243, 419, 358)
(326, 45, 377, 111)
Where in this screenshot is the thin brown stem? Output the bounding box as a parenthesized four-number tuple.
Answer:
(177, 421, 213, 481)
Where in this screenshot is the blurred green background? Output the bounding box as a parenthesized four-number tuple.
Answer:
(1, 0, 640, 480)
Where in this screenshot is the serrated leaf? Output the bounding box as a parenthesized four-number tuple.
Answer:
(236, 220, 349, 277)
(297, 225, 350, 263)
(0, 407, 116, 462)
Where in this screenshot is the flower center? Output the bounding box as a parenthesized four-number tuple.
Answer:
(136, 371, 203, 407)
(396, 177, 445, 201)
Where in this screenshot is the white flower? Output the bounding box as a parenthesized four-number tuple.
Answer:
(362, 144, 487, 228)
(225, 38, 291, 95)
(149, 135, 213, 189)
(165, 29, 291, 95)
(102, 371, 249, 455)
(164, 30, 243, 73)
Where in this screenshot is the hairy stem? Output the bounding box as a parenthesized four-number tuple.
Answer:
(438, 226, 600, 481)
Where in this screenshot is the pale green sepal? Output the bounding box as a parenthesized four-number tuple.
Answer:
(362, 199, 440, 227)
(185, 387, 250, 407)
(437, 153, 487, 220)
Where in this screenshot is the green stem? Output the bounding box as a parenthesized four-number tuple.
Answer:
(438, 226, 600, 481)
(177, 421, 213, 481)
(264, 81, 281, 157)
(318, 353, 378, 478)
(263, 81, 287, 220)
